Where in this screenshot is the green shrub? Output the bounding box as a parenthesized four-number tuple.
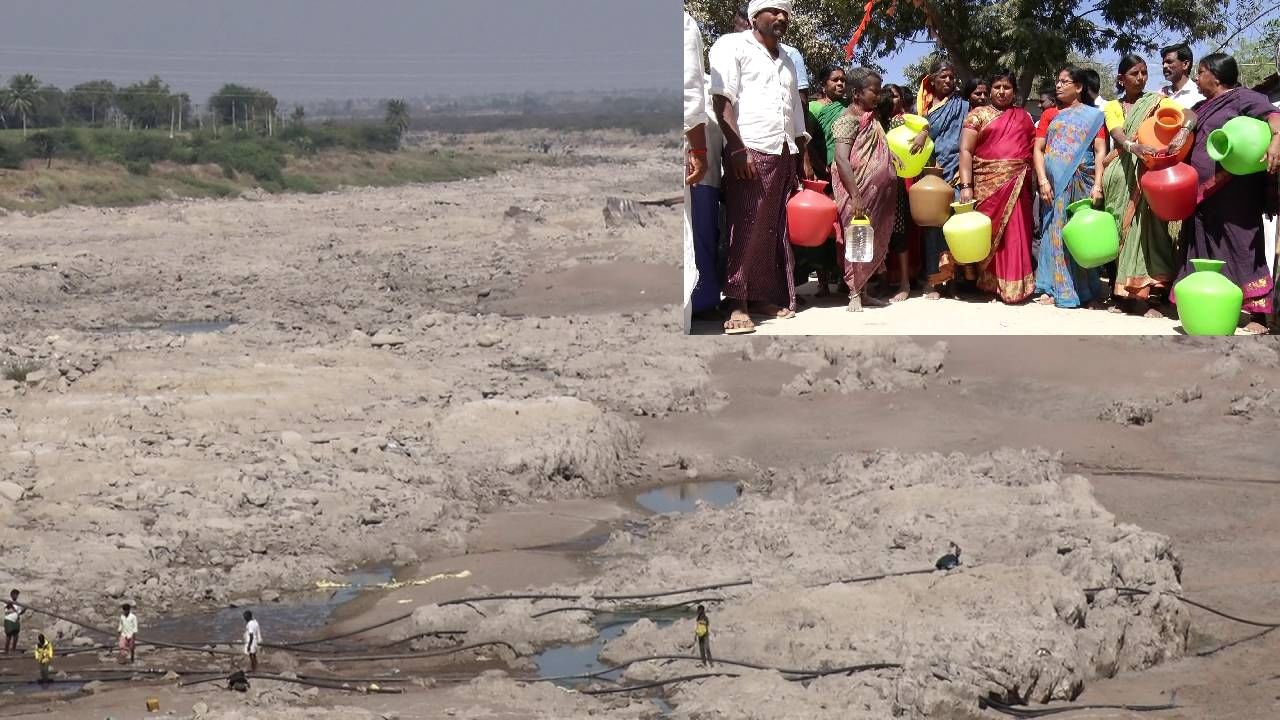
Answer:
(0, 140, 30, 169)
(126, 160, 152, 176)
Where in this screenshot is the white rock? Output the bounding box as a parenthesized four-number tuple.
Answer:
(0, 481, 25, 503)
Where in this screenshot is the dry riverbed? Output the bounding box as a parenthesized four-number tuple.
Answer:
(1, 129, 1279, 719)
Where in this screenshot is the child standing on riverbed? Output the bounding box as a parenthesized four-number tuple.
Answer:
(695, 605, 712, 667)
(33, 634, 52, 683)
(243, 611, 261, 672)
(117, 603, 138, 664)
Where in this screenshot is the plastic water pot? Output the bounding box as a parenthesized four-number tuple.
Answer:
(941, 201, 991, 264)
(1175, 259, 1243, 335)
(886, 114, 933, 179)
(1061, 199, 1119, 269)
(1140, 162, 1197, 222)
(1206, 116, 1270, 176)
(786, 179, 838, 248)
(908, 167, 953, 227)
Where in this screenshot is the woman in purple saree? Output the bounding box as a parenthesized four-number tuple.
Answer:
(1170, 53, 1280, 334)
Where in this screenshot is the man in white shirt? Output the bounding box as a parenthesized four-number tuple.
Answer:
(683, 10, 710, 333)
(710, 0, 811, 334)
(243, 610, 261, 672)
(117, 603, 138, 664)
(1160, 43, 1205, 109)
(734, 7, 808, 100)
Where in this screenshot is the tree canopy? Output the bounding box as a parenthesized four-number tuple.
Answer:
(686, 0, 1245, 98)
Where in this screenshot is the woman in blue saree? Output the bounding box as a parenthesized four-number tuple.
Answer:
(1031, 66, 1109, 308)
(908, 60, 969, 298)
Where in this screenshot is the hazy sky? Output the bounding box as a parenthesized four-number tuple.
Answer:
(1, 0, 676, 103)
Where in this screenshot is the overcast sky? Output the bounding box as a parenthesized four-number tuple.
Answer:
(1, 0, 676, 103)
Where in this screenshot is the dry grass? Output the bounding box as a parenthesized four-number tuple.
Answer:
(0, 134, 580, 214)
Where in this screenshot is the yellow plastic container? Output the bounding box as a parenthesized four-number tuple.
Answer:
(886, 114, 934, 178)
(146, 697, 160, 712)
(941, 201, 991, 264)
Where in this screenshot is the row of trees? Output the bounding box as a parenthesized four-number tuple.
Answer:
(0, 73, 416, 140)
(687, 0, 1280, 101)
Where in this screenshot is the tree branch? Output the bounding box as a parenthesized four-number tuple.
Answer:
(1214, 1, 1280, 52)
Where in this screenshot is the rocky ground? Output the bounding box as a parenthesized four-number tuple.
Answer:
(1, 129, 1279, 719)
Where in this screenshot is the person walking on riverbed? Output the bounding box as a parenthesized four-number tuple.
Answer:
(5, 589, 26, 654)
(243, 611, 261, 672)
(695, 605, 713, 667)
(117, 603, 137, 664)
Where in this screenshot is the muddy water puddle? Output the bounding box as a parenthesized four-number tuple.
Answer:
(633, 479, 740, 514)
(145, 567, 392, 645)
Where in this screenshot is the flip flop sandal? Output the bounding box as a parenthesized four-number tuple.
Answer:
(723, 317, 756, 335)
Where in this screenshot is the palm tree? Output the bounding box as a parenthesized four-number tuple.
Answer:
(4, 75, 41, 137)
(384, 99, 410, 137)
(291, 104, 306, 127)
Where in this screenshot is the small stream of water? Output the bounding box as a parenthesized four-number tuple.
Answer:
(531, 479, 741, 713)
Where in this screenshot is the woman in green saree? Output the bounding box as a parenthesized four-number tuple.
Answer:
(1100, 54, 1185, 317)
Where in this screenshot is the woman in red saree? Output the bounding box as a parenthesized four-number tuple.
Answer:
(956, 70, 1036, 303)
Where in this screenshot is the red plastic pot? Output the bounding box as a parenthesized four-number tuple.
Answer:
(1140, 162, 1197, 222)
(787, 179, 839, 248)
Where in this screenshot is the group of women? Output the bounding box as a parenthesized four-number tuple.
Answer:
(804, 53, 1280, 333)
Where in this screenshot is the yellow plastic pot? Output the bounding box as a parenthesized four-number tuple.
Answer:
(886, 114, 933, 178)
(941, 201, 991, 264)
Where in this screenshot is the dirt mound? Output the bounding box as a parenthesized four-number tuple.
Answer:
(571, 449, 1189, 718)
(430, 396, 642, 506)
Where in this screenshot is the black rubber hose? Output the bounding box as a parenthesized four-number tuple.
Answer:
(13, 601, 242, 657)
(1085, 587, 1280, 628)
(177, 671, 404, 693)
(581, 671, 742, 695)
(980, 695, 1179, 716)
(814, 567, 937, 588)
(530, 597, 724, 619)
(533, 654, 900, 683)
(316, 640, 518, 664)
(305, 581, 754, 645)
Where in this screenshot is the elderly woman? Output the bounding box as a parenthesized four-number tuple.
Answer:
(1100, 54, 1184, 317)
(1171, 53, 1280, 334)
(1032, 66, 1108, 308)
(909, 60, 970, 298)
(956, 69, 1036, 303)
(831, 68, 897, 311)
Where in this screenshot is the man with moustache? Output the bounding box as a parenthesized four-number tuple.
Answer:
(1160, 43, 1205, 109)
(710, 1, 812, 334)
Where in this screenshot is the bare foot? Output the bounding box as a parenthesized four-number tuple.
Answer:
(1241, 321, 1269, 335)
(1143, 307, 1166, 319)
(749, 303, 796, 319)
(847, 294, 863, 312)
(723, 309, 756, 335)
(923, 288, 942, 300)
(1034, 295, 1056, 306)
(861, 293, 888, 308)
(889, 286, 910, 303)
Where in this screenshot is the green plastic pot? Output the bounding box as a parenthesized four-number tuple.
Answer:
(1175, 259, 1243, 336)
(1062, 199, 1119, 269)
(1206, 116, 1270, 176)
